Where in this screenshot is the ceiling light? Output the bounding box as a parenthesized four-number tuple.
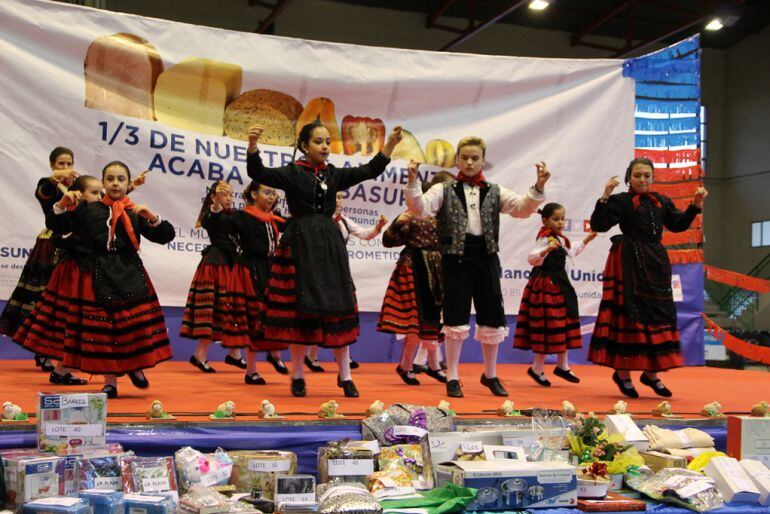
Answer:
(529, 0, 550, 11)
(705, 18, 724, 31)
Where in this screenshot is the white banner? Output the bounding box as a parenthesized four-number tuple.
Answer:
(0, 0, 633, 314)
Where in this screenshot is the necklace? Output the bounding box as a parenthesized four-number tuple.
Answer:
(314, 173, 328, 191)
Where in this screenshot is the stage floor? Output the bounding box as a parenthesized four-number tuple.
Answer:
(1, 361, 768, 423)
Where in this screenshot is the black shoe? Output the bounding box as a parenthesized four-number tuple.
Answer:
(304, 356, 325, 373)
(49, 372, 88, 385)
(481, 374, 509, 396)
(101, 384, 118, 399)
(225, 355, 247, 369)
(349, 359, 360, 369)
(426, 367, 448, 383)
(396, 366, 420, 385)
(35, 355, 55, 372)
(527, 367, 551, 387)
(446, 379, 464, 398)
(440, 360, 447, 370)
(412, 363, 428, 374)
(128, 370, 149, 389)
(245, 372, 266, 385)
(612, 371, 639, 398)
(291, 378, 306, 397)
(266, 353, 289, 375)
(553, 366, 580, 383)
(640, 372, 673, 397)
(189, 355, 216, 373)
(339, 378, 359, 398)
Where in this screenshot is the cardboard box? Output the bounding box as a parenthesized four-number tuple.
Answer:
(436, 460, 576, 510)
(727, 416, 770, 466)
(37, 393, 108, 454)
(3, 455, 62, 507)
(704, 456, 760, 503)
(604, 415, 648, 452)
(428, 431, 503, 475)
(640, 451, 687, 472)
(740, 459, 770, 506)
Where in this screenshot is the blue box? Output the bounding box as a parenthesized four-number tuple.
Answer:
(23, 497, 89, 514)
(79, 490, 124, 514)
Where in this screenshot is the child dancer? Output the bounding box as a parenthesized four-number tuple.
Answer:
(14, 175, 103, 385)
(220, 180, 288, 384)
(405, 137, 550, 398)
(588, 157, 706, 398)
(304, 191, 388, 372)
(1, 147, 76, 372)
(247, 120, 403, 397)
(37, 161, 175, 398)
(514, 202, 597, 386)
(378, 170, 454, 385)
(181, 181, 248, 373)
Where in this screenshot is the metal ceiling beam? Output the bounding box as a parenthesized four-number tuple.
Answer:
(438, 0, 530, 51)
(571, 0, 630, 46)
(638, 0, 701, 17)
(613, 15, 706, 57)
(253, 0, 292, 34)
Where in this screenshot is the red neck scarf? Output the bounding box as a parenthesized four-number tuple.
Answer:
(630, 190, 661, 210)
(334, 212, 343, 223)
(537, 226, 571, 249)
(101, 195, 139, 250)
(296, 159, 328, 175)
(456, 171, 486, 188)
(244, 205, 285, 236)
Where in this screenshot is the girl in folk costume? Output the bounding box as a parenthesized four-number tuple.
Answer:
(14, 175, 103, 386)
(304, 191, 388, 372)
(377, 169, 454, 386)
(34, 161, 175, 398)
(220, 180, 289, 384)
(588, 157, 707, 398)
(1, 147, 76, 372)
(182, 181, 250, 373)
(514, 202, 597, 386)
(246, 120, 403, 398)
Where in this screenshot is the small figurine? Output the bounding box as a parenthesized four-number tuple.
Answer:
(653, 401, 677, 417)
(210, 400, 236, 419)
(367, 400, 385, 416)
(497, 400, 521, 417)
(146, 400, 174, 420)
(258, 399, 283, 419)
(318, 400, 344, 419)
(1, 401, 27, 422)
(701, 401, 724, 417)
(750, 400, 769, 417)
(562, 400, 576, 416)
(612, 400, 628, 415)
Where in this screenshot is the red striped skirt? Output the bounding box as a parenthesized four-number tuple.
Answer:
(377, 261, 441, 340)
(14, 260, 172, 374)
(222, 263, 287, 352)
(261, 244, 359, 348)
(513, 274, 582, 354)
(180, 263, 232, 342)
(587, 243, 683, 371)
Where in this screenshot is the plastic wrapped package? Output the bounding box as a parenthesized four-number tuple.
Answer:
(23, 496, 89, 514)
(361, 404, 453, 445)
(317, 482, 382, 514)
(377, 444, 433, 489)
(175, 447, 233, 492)
(625, 467, 724, 512)
(228, 450, 296, 499)
(529, 409, 570, 462)
(179, 484, 230, 514)
(78, 489, 124, 514)
(122, 493, 175, 514)
(76, 454, 129, 491)
(317, 443, 374, 486)
(120, 456, 178, 497)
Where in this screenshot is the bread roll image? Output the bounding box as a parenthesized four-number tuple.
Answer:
(84, 33, 164, 120)
(225, 89, 303, 146)
(155, 58, 243, 135)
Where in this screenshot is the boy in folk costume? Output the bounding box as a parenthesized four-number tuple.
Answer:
(405, 136, 550, 397)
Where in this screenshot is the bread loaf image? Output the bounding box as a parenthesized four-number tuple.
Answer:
(225, 89, 303, 145)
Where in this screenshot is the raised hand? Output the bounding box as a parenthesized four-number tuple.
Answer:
(382, 126, 404, 158)
(583, 231, 598, 245)
(51, 168, 78, 186)
(248, 124, 265, 152)
(132, 170, 150, 189)
(535, 161, 550, 191)
(406, 159, 420, 184)
(603, 176, 620, 199)
(693, 185, 708, 208)
(57, 190, 82, 209)
(375, 214, 388, 230)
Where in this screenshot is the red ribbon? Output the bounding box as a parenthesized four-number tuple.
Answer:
(244, 205, 285, 237)
(101, 196, 139, 250)
(630, 191, 662, 209)
(537, 227, 571, 249)
(456, 171, 486, 188)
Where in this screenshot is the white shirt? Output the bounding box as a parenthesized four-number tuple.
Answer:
(405, 180, 544, 235)
(337, 214, 382, 242)
(527, 234, 586, 267)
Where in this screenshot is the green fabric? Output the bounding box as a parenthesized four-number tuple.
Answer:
(380, 483, 477, 514)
